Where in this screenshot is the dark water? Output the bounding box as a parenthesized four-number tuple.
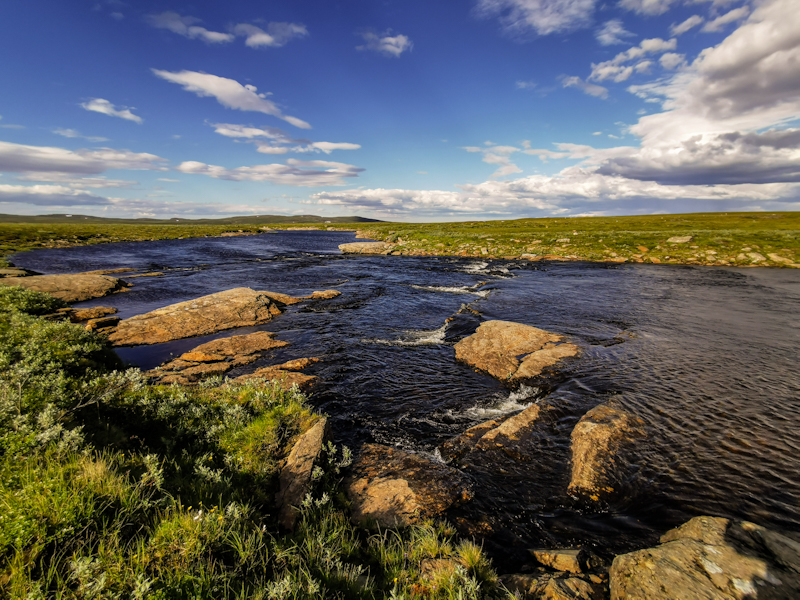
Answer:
(13, 231, 800, 566)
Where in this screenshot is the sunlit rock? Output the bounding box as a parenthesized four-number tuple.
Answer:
(0, 272, 131, 302)
(338, 242, 392, 254)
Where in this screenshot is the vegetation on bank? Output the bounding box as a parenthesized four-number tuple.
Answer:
(0, 287, 506, 598)
(1, 212, 797, 269)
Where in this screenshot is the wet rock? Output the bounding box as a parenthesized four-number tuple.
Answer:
(344, 444, 472, 527)
(85, 316, 121, 334)
(610, 515, 800, 599)
(501, 573, 604, 599)
(276, 417, 330, 531)
(568, 402, 645, 502)
(308, 289, 341, 300)
(667, 236, 693, 243)
(439, 419, 506, 463)
(72, 306, 117, 321)
(530, 548, 604, 574)
(0, 272, 131, 302)
(108, 288, 283, 346)
(338, 242, 392, 254)
(454, 320, 579, 382)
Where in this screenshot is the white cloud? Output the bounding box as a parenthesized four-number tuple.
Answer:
(0, 141, 167, 175)
(209, 122, 359, 155)
(311, 142, 361, 154)
(516, 80, 537, 89)
(596, 19, 636, 46)
(619, 0, 678, 16)
(176, 158, 363, 187)
(146, 12, 234, 44)
(589, 38, 677, 82)
(701, 6, 750, 32)
(14, 173, 137, 188)
(562, 76, 609, 99)
(475, 0, 596, 36)
(152, 70, 311, 129)
(232, 22, 308, 48)
(80, 98, 143, 124)
(53, 128, 109, 142)
(671, 15, 704, 36)
(463, 144, 523, 177)
(0, 184, 111, 206)
(356, 31, 413, 57)
(659, 52, 686, 69)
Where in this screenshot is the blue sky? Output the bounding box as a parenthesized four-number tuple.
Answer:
(1, 0, 798, 221)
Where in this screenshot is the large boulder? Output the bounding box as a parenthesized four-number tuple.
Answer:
(610, 516, 800, 599)
(108, 288, 282, 346)
(276, 417, 331, 531)
(454, 321, 579, 382)
(0, 273, 130, 302)
(338, 242, 392, 254)
(568, 402, 645, 502)
(344, 444, 472, 527)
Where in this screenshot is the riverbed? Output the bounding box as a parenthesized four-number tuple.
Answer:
(13, 230, 800, 567)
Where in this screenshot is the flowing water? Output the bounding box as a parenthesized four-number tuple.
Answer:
(13, 230, 800, 566)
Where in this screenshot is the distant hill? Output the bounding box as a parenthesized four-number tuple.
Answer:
(0, 213, 383, 225)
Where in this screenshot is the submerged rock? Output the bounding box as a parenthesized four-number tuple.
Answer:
(610, 516, 800, 599)
(108, 288, 282, 346)
(454, 320, 579, 382)
(344, 444, 472, 527)
(568, 402, 645, 502)
(338, 242, 392, 254)
(276, 417, 331, 531)
(0, 272, 130, 302)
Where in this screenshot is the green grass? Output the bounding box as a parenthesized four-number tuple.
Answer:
(0, 288, 508, 599)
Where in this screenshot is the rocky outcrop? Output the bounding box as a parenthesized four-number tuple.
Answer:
(344, 444, 472, 527)
(568, 402, 645, 502)
(454, 321, 579, 382)
(72, 306, 117, 321)
(232, 357, 319, 392)
(610, 516, 800, 599)
(0, 273, 131, 302)
(0, 267, 35, 278)
(338, 242, 392, 254)
(501, 547, 607, 599)
(276, 417, 331, 531)
(108, 288, 282, 346)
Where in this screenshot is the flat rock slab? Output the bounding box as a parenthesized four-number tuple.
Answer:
(610, 516, 800, 599)
(568, 402, 645, 502)
(339, 242, 392, 254)
(276, 417, 330, 531)
(344, 443, 472, 527)
(233, 358, 319, 392)
(454, 320, 579, 382)
(0, 273, 130, 302)
(108, 287, 282, 346)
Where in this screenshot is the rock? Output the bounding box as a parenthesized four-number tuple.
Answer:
(610, 516, 800, 599)
(0, 267, 34, 278)
(72, 306, 117, 321)
(127, 272, 165, 278)
(189, 331, 289, 357)
(0, 273, 130, 302)
(234, 359, 319, 392)
(768, 253, 794, 264)
(538, 577, 604, 600)
(667, 236, 693, 243)
(338, 242, 391, 254)
(344, 444, 472, 527)
(108, 288, 282, 346)
(747, 252, 766, 263)
(530, 548, 604, 574)
(276, 417, 331, 531)
(440, 419, 505, 463)
(85, 316, 121, 333)
(568, 403, 645, 502)
(308, 289, 341, 300)
(454, 320, 579, 382)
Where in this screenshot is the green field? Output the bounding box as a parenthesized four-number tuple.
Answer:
(1, 212, 798, 269)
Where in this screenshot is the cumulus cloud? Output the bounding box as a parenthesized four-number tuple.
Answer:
(176, 158, 363, 187)
(596, 19, 636, 46)
(232, 22, 308, 48)
(152, 70, 311, 129)
(475, 0, 596, 36)
(562, 76, 609, 99)
(619, 0, 678, 16)
(701, 6, 750, 32)
(53, 128, 109, 142)
(671, 15, 704, 36)
(0, 184, 111, 206)
(356, 31, 413, 57)
(0, 141, 167, 175)
(589, 38, 677, 82)
(464, 144, 523, 177)
(80, 98, 143, 124)
(659, 52, 686, 70)
(146, 11, 234, 43)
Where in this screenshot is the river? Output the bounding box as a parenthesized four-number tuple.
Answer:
(13, 230, 800, 567)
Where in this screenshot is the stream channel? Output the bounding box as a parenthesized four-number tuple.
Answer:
(13, 230, 800, 568)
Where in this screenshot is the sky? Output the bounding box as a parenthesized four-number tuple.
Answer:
(0, 0, 799, 221)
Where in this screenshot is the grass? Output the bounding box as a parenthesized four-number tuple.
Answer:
(0, 287, 508, 599)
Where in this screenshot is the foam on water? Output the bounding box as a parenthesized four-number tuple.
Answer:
(411, 284, 489, 297)
(364, 323, 448, 347)
(448, 384, 540, 421)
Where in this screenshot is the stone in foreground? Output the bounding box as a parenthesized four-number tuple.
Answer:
(610, 516, 800, 599)
(568, 402, 645, 502)
(454, 320, 579, 381)
(338, 242, 392, 254)
(276, 417, 330, 531)
(233, 358, 319, 392)
(108, 288, 282, 346)
(0, 273, 130, 302)
(344, 444, 472, 527)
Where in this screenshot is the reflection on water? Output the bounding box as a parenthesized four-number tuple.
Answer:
(14, 231, 800, 565)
